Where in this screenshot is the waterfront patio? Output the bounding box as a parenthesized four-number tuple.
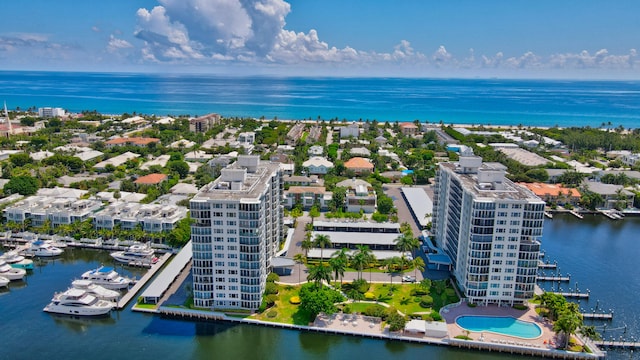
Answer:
(441, 302, 572, 350)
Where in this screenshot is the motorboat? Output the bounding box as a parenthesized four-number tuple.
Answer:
(80, 266, 132, 290)
(0, 260, 27, 281)
(24, 240, 64, 257)
(1, 251, 34, 270)
(0, 276, 9, 288)
(110, 243, 158, 266)
(71, 279, 120, 301)
(43, 288, 113, 316)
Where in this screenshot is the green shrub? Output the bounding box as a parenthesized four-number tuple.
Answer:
(352, 279, 370, 293)
(267, 310, 278, 318)
(343, 305, 352, 314)
(387, 313, 407, 332)
(267, 273, 280, 283)
(445, 288, 456, 297)
(410, 288, 429, 296)
(364, 292, 375, 300)
(265, 282, 279, 295)
(363, 304, 387, 318)
(513, 304, 528, 311)
(289, 296, 301, 304)
(422, 314, 434, 321)
(467, 302, 477, 308)
(419, 295, 434, 308)
(265, 294, 277, 307)
(431, 311, 442, 321)
(454, 335, 472, 340)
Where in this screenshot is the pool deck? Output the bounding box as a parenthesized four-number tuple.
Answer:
(442, 302, 567, 350)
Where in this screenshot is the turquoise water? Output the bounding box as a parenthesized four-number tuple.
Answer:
(2, 71, 640, 129)
(456, 316, 542, 339)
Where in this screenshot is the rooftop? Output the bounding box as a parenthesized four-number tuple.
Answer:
(344, 157, 374, 169)
(440, 160, 544, 202)
(134, 173, 168, 185)
(192, 156, 281, 202)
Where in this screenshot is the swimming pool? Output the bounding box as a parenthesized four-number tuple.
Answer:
(455, 316, 542, 339)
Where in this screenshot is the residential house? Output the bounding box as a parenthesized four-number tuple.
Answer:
(344, 157, 374, 174)
(336, 178, 377, 213)
(283, 186, 332, 210)
(302, 157, 334, 175)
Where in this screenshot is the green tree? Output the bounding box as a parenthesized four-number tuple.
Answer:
(308, 206, 320, 223)
(412, 257, 425, 285)
(393, 233, 420, 271)
(554, 311, 582, 349)
(329, 248, 349, 284)
(301, 231, 313, 258)
(4, 175, 39, 195)
(313, 234, 332, 264)
(167, 160, 190, 179)
(525, 168, 549, 182)
(377, 196, 394, 215)
(307, 264, 332, 288)
(9, 153, 32, 167)
(298, 283, 344, 319)
(293, 253, 307, 284)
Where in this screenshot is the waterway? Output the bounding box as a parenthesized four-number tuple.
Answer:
(0, 215, 638, 360)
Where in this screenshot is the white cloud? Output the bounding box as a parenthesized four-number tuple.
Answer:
(107, 35, 133, 53)
(129, 1, 640, 76)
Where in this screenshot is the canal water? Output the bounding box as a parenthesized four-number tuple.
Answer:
(0, 215, 637, 360)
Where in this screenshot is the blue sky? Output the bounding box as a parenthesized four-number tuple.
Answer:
(1, 0, 639, 78)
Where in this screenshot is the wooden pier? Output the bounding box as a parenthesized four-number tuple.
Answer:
(538, 261, 557, 269)
(537, 276, 570, 282)
(116, 252, 171, 310)
(569, 210, 584, 219)
(553, 292, 589, 299)
(594, 340, 640, 349)
(581, 312, 613, 320)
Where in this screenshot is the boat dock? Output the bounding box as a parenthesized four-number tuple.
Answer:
(594, 340, 640, 349)
(537, 276, 571, 282)
(116, 252, 171, 310)
(553, 291, 589, 299)
(581, 312, 613, 320)
(599, 209, 623, 220)
(569, 210, 584, 219)
(538, 261, 557, 269)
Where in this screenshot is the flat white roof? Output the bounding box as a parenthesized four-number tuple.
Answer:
(311, 231, 399, 246)
(401, 187, 432, 227)
(140, 242, 192, 301)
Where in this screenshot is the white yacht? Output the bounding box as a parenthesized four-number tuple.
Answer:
(0, 260, 27, 281)
(110, 243, 158, 266)
(24, 240, 64, 257)
(0, 276, 9, 288)
(71, 279, 120, 301)
(80, 266, 132, 290)
(1, 251, 34, 270)
(43, 288, 113, 316)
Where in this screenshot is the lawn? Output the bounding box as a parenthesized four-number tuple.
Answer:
(354, 282, 459, 316)
(252, 284, 313, 325)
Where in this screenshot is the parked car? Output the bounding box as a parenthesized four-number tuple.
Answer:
(402, 275, 416, 283)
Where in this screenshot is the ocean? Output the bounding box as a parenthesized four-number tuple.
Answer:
(1, 71, 640, 129)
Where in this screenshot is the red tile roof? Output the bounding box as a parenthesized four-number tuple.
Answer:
(344, 157, 374, 170)
(134, 173, 168, 185)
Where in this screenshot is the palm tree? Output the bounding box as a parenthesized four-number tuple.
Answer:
(412, 257, 425, 285)
(307, 264, 331, 289)
(394, 233, 420, 272)
(385, 257, 401, 285)
(328, 256, 346, 286)
(313, 234, 332, 264)
(353, 245, 373, 280)
(350, 252, 367, 281)
(293, 253, 306, 284)
(554, 311, 582, 349)
(301, 232, 313, 258)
